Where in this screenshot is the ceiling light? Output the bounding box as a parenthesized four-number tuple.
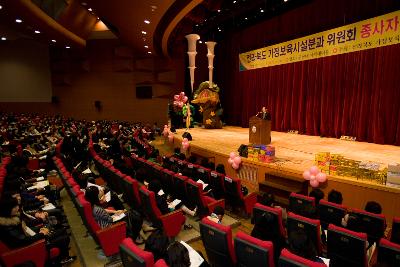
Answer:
(81, 2, 87, 6)
(88, 8, 92, 11)
(144, 45, 148, 48)
(245, 17, 248, 20)
(51, 39, 56, 43)
(0, 5, 2, 10)
(34, 30, 40, 34)
(260, 9, 264, 13)
(199, 40, 203, 44)
(141, 31, 147, 35)
(233, 1, 237, 3)
(66, 46, 70, 49)
(217, 9, 221, 12)
(218, 29, 222, 32)
(1, 37, 6, 41)
(15, 19, 22, 23)
(147, 51, 152, 54)
(144, 19, 150, 24)
(284, 0, 288, 2)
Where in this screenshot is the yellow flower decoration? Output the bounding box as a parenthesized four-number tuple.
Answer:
(206, 119, 212, 125)
(210, 111, 215, 117)
(199, 106, 203, 113)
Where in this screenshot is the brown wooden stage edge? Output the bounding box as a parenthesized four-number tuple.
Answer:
(169, 126, 400, 224)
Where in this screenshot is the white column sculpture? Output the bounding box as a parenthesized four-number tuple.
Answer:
(205, 41, 217, 89)
(185, 34, 200, 92)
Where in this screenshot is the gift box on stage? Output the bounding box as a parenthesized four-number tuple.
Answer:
(329, 165, 337, 176)
(315, 152, 330, 162)
(387, 164, 400, 185)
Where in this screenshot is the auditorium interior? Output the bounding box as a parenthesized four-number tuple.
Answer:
(1, 0, 400, 266)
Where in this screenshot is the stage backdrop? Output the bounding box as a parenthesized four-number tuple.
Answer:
(217, 0, 400, 145)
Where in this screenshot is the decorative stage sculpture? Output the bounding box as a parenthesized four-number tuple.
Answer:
(185, 34, 200, 93)
(192, 81, 223, 129)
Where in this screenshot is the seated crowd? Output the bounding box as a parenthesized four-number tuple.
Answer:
(1, 112, 399, 267)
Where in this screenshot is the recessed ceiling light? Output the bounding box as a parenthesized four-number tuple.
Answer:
(66, 46, 70, 49)
(144, 45, 149, 48)
(260, 9, 264, 13)
(0, 5, 2, 10)
(144, 20, 150, 24)
(147, 51, 152, 54)
(218, 29, 222, 32)
(233, 0, 237, 3)
(199, 40, 203, 44)
(284, 0, 288, 2)
(245, 17, 248, 20)
(1, 37, 6, 41)
(217, 9, 221, 12)
(15, 19, 22, 23)
(51, 39, 56, 43)
(88, 8, 92, 11)
(34, 30, 40, 34)
(81, 2, 87, 6)
(141, 31, 147, 35)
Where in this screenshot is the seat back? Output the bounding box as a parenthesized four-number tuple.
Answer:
(349, 208, 386, 244)
(327, 224, 367, 267)
(194, 165, 211, 185)
(252, 203, 285, 238)
(209, 171, 225, 199)
(160, 169, 174, 194)
(186, 179, 207, 214)
(278, 249, 326, 267)
(289, 193, 315, 217)
(172, 174, 188, 202)
(234, 231, 274, 267)
(121, 176, 141, 209)
(119, 238, 154, 267)
(287, 212, 322, 255)
(378, 238, 400, 267)
(390, 217, 400, 244)
(319, 200, 347, 229)
(224, 176, 244, 208)
(139, 186, 162, 227)
(200, 217, 236, 267)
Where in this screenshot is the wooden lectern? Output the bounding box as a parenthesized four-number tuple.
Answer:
(249, 116, 271, 145)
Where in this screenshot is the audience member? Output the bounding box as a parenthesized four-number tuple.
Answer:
(167, 241, 191, 267)
(207, 206, 225, 224)
(144, 229, 170, 262)
(327, 189, 343, 204)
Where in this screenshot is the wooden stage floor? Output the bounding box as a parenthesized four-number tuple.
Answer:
(176, 126, 400, 173)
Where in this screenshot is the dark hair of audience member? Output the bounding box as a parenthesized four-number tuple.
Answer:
(144, 230, 170, 261)
(135, 168, 147, 183)
(215, 164, 226, 175)
(309, 188, 324, 205)
(365, 201, 382, 214)
(289, 230, 318, 261)
(167, 241, 191, 267)
(0, 197, 19, 217)
(200, 158, 209, 168)
(188, 155, 197, 164)
(213, 205, 225, 217)
(327, 189, 343, 204)
(148, 180, 162, 194)
(259, 192, 275, 207)
(84, 186, 100, 206)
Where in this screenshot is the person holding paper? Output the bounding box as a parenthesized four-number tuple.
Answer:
(84, 186, 144, 244)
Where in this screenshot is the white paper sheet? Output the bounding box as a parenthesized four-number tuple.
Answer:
(168, 199, 181, 210)
(180, 241, 204, 267)
(112, 213, 126, 222)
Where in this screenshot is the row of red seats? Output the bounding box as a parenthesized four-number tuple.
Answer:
(52, 152, 126, 258)
(88, 140, 186, 238)
(137, 155, 257, 216)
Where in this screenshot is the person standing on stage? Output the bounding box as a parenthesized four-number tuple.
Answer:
(256, 107, 271, 120)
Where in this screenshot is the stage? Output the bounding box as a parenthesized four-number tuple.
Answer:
(170, 126, 400, 223)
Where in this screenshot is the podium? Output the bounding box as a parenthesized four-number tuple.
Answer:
(249, 116, 271, 145)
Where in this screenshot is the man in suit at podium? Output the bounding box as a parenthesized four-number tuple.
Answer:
(256, 107, 271, 120)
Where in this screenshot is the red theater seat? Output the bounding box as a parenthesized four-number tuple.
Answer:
(390, 217, 400, 244)
(119, 238, 154, 267)
(186, 179, 225, 218)
(289, 192, 315, 217)
(0, 240, 47, 267)
(279, 249, 327, 267)
(319, 199, 347, 229)
(378, 238, 400, 267)
(200, 217, 236, 267)
(223, 175, 257, 215)
(234, 231, 275, 267)
(139, 186, 185, 237)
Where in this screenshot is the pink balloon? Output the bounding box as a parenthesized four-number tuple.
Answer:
(303, 170, 311, 180)
(174, 95, 179, 100)
(310, 175, 316, 181)
(229, 152, 236, 159)
(183, 96, 188, 103)
(178, 102, 183, 108)
(316, 172, 327, 183)
(233, 156, 242, 165)
(228, 158, 234, 164)
(309, 166, 320, 176)
(310, 179, 319, 188)
(180, 92, 185, 96)
(164, 125, 168, 128)
(232, 163, 239, 169)
(168, 135, 174, 142)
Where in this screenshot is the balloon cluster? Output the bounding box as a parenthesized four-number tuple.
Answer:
(173, 92, 188, 108)
(303, 166, 327, 188)
(228, 152, 242, 170)
(182, 138, 190, 151)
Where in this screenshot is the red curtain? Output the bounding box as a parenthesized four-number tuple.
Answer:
(217, 0, 400, 145)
